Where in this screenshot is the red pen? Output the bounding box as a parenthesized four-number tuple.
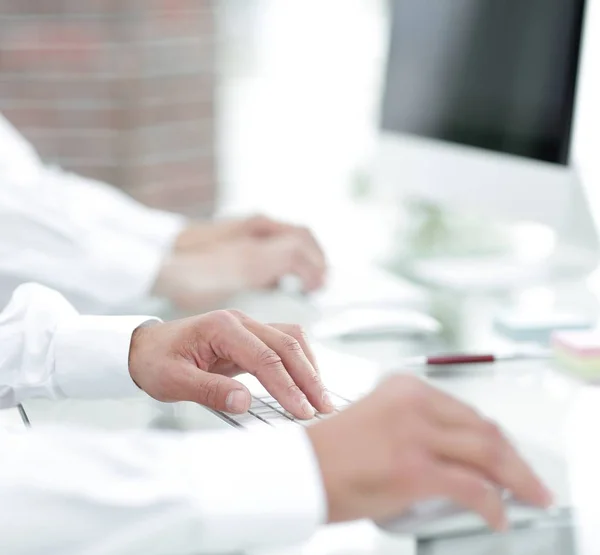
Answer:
(402, 351, 551, 367)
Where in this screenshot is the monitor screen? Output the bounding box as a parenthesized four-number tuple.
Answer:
(380, 0, 586, 165)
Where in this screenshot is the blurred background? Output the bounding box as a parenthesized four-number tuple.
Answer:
(1, 0, 599, 339)
(0, 0, 386, 219)
(0, 0, 218, 216)
(1, 0, 597, 261)
(217, 0, 386, 214)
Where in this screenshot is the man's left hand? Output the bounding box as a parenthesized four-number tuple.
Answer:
(128, 309, 335, 418)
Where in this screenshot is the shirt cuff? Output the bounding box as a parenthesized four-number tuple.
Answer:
(133, 209, 188, 252)
(53, 315, 158, 399)
(176, 427, 327, 552)
(82, 230, 175, 309)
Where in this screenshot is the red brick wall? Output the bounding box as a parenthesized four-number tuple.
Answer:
(0, 0, 216, 217)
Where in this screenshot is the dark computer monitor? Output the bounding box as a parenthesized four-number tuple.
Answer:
(380, 0, 587, 165)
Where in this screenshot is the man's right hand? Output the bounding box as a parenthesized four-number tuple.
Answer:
(307, 376, 553, 530)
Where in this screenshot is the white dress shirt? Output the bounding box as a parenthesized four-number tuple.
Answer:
(0, 284, 326, 555)
(0, 114, 187, 313)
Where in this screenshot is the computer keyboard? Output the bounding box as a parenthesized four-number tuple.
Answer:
(215, 391, 351, 429)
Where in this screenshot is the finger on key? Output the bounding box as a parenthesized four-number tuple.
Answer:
(164, 361, 252, 414)
(270, 322, 334, 412)
(271, 323, 320, 372)
(431, 426, 553, 508)
(212, 315, 315, 419)
(433, 463, 508, 532)
(242, 320, 332, 414)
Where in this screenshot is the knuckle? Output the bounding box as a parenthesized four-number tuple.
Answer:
(287, 382, 302, 396)
(225, 308, 246, 320)
(307, 371, 322, 388)
(257, 347, 284, 370)
(286, 323, 308, 341)
(208, 310, 237, 327)
(202, 377, 223, 407)
(280, 334, 303, 354)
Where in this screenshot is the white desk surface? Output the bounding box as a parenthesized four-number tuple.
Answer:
(0, 405, 27, 430)
(22, 281, 585, 555)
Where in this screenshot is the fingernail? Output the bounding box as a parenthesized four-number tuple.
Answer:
(322, 390, 335, 412)
(542, 488, 555, 508)
(300, 398, 315, 418)
(226, 390, 249, 413)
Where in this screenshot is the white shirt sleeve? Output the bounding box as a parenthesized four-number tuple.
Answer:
(0, 426, 325, 555)
(0, 114, 187, 311)
(0, 283, 151, 407)
(0, 283, 327, 554)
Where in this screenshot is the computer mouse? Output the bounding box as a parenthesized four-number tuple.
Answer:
(377, 442, 568, 539)
(311, 307, 441, 340)
(377, 495, 562, 539)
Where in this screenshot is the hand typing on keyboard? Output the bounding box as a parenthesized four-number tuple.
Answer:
(220, 391, 351, 429)
(128, 308, 552, 536)
(304, 376, 553, 532)
(129, 309, 334, 419)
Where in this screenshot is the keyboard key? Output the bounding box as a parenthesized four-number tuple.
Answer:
(238, 391, 351, 430)
(227, 412, 270, 428)
(296, 419, 318, 427)
(256, 395, 277, 404)
(249, 406, 278, 416)
(250, 399, 267, 409)
(315, 412, 336, 420)
(261, 411, 292, 422)
(267, 418, 299, 429)
(329, 393, 351, 408)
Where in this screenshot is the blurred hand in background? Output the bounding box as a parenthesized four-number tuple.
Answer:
(154, 215, 327, 311)
(0, 109, 327, 314)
